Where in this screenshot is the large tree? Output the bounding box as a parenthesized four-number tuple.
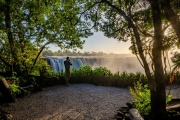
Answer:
(147, 0, 166, 119)
(161, 0, 180, 43)
(76, 0, 179, 119)
(0, 0, 92, 75)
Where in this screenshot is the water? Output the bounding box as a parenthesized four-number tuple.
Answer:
(43, 56, 144, 73)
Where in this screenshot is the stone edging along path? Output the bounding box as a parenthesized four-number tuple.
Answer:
(2, 84, 132, 120)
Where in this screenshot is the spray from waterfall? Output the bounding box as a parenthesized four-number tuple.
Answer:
(44, 56, 145, 74)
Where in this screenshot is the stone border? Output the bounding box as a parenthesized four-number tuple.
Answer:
(129, 108, 144, 120)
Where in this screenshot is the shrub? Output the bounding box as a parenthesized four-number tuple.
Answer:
(9, 83, 21, 94)
(47, 65, 149, 87)
(129, 81, 151, 115)
(33, 59, 52, 76)
(71, 66, 92, 76)
(129, 81, 172, 116)
(70, 66, 92, 83)
(93, 67, 112, 76)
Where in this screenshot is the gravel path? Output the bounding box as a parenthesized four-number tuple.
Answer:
(2, 84, 180, 120)
(2, 84, 132, 120)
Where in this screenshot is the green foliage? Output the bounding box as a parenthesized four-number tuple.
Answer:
(71, 66, 92, 76)
(45, 69, 59, 76)
(18, 77, 28, 86)
(33, 59, 52, 76)
(10, 72, 18, 80)
(0, 0, 92, 77)
(166, 94, 172, 104)
(67, 65, 147, 87)
(93, 67, 112, 76)
(129, 81, 172, 116)
(9, 84, 21, 94)
(70, 66, 92, 83)
(129, 81, 151, 115)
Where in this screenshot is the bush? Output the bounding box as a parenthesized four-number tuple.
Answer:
(93, 67, 112, 76)
(45, 65, 149, 87)
(129, 81, 151, 115)
(129, 81, 172, 116)
(69, 65, 147, 87)
(71, 66, 92, 76)
(9, 83, 21, 95)
(33, 59, 52, 76)
(70, 66, 92, 83)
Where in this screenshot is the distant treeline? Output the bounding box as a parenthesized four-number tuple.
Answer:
(42, 50, 131, 57)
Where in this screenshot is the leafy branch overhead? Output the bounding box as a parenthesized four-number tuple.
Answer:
(0, 0, 92, 75)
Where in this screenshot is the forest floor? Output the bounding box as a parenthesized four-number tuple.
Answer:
(1, 84, 180, 120)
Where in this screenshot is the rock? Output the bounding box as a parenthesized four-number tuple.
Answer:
(0, 109, 13, 120)
(5, 113, 13, 120)
(129, 108, 144, 120)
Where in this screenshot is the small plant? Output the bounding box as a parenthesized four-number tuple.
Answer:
(129, 81, 151, 115)
(166, 93, 172, 104)
(129, 81, 172, 116)
(9, 83, 21, 94)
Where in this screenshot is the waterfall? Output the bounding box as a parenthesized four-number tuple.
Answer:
(44, 57, 99, 72)
(43, 56, 144, 73)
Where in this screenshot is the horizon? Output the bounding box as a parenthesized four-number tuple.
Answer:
(48, 31, 179, 55)
(48, 32, 132, 54)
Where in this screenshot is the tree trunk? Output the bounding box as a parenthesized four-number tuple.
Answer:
(0, 78, 15, 103)
(102, 1, 159, 119)
(161, 0, 180, 43)
(148, 0, 166, 119)
(4, 0, 20, 75)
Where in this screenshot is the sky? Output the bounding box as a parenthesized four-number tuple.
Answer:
(49, 32, 132, 54)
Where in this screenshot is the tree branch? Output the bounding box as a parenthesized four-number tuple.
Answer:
(75, 0, 104, 26)
(31, 41, 52, 72)
(161, 0, 180, 43)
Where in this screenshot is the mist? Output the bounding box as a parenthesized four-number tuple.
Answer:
(94, 57, 144, 74)
(45, 56, 145, 74)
